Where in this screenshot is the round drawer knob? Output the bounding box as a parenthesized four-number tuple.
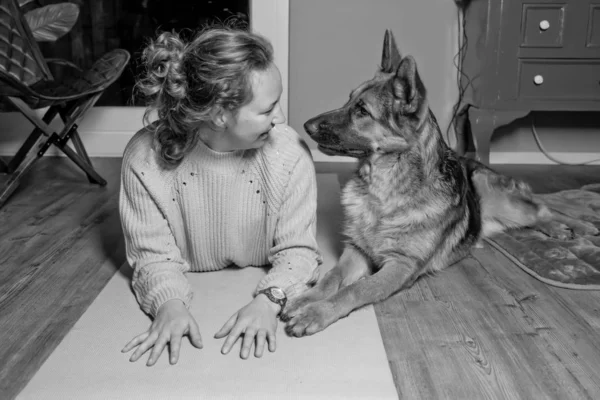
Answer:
(539, 20, 550, 31)
(533, 75, 544, 85)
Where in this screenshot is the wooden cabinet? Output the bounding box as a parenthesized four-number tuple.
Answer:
(461, 0, 600, 164)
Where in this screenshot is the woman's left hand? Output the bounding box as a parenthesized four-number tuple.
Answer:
(214, 294, 280, 359)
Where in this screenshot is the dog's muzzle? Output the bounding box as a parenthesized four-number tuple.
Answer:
(303, 119, 321, 137)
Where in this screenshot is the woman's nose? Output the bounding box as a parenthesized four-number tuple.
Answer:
(272, 103, 286, 125)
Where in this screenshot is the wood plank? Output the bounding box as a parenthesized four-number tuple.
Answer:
(0, 157, 124, 400)
(1, 160, 600, 400)
(374, 164, 600, 399)
(0, 218, 124, 399)
(471, 246, 600, 397)
(376, 251, 600, 399)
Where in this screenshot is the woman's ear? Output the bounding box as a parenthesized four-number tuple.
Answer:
(210, 106, 228, 130)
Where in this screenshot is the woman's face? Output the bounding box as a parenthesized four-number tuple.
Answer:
(216, 63, 285, 152)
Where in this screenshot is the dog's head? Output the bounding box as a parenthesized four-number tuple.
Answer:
(304, 30, 429, 158)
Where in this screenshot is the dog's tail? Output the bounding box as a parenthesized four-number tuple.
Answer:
(464, 159, 552, 238)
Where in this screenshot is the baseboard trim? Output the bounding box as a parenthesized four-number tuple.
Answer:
(1, 130, 599, 165)
(314, 151, 600, 165)
(0, 129, 361, 161)
(0, 131, 135, 158)
(467, 151, 600, 165)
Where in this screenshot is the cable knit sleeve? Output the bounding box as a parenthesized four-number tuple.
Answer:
(256, 145, 323, 299)
(119, 140, 192, 318)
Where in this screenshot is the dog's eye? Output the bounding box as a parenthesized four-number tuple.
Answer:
(354, 101, 370, 117)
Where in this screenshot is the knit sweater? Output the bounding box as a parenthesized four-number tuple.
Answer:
(119, 124, 323, 317)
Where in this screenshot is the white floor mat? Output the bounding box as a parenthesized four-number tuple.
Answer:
(18, 174, 398, 400)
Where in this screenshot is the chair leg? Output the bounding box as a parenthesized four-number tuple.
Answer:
(0, 134, 49, 208)
(7, 106, 60, 173)
(67, 128, 97, 183)
(0, 157, 8, 173)
(51, 133, 107, 186)
(70, 129, 93, 165)
(57, 94, 106, 184)
(4, 95, 108, 195)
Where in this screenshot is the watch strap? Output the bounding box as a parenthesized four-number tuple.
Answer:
(258, 287, 287, 313)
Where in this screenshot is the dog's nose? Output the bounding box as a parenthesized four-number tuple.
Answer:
(303, 119, 320, 136)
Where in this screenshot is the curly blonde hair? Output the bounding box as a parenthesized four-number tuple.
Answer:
(136, 23, 274, 166)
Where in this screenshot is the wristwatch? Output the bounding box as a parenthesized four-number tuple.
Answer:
(257, 286, 287, 313)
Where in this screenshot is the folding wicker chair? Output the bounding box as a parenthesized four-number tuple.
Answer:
(0, 0, 130, 207)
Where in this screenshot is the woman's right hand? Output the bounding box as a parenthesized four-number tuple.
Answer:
(121, 299, 203, 366)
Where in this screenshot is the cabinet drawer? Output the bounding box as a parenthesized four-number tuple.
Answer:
(518, 59, 600, 99)
(520, 3, 565, 48)
(510, 0, 600, 58)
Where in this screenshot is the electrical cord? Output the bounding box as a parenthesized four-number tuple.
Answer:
(448, 1, 598, 165)
(446, 4, 472, 151)
(530, 115, 600, 165)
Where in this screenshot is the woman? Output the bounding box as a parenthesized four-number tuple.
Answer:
(119, 24, 322, 366)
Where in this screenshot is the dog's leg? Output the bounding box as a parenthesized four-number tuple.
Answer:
(534, 212, 599, 239)
(285, 255, 417, 337)
(281, 245, 371, 322)
(471, 169, 551, 237)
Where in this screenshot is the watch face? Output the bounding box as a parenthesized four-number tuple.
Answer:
(270, 287, 285, 299)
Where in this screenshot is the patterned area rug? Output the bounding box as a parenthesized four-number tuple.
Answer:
(486, 183, 600, 290)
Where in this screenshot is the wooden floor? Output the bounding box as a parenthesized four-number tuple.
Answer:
(1, 158, 600, 399)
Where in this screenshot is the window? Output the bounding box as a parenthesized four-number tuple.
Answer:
(35, 0, 250, 106)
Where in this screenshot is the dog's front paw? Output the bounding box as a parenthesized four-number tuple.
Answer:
(280, 289, 325, 322)
(535, 220, 573, 240)
(284, 301, 337, 337)
(281, 298, 314, 322)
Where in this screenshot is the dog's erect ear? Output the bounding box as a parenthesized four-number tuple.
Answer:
(392, 56, 427, 116)
(380, 30, 402, 73)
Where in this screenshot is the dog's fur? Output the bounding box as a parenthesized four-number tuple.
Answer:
(282, 31, 551, 337)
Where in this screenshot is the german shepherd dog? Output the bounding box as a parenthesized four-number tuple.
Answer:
(282, 31, 551, 337)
